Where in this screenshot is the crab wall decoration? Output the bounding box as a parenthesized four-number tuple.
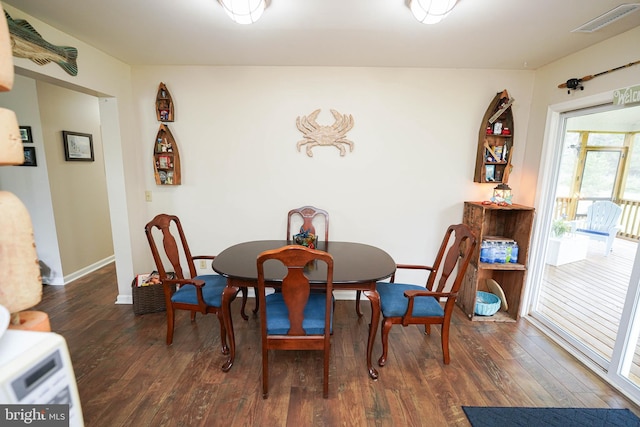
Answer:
(296, 109, 354, 157)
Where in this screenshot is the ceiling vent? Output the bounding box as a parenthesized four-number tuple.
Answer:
(572, 3, 640, 33)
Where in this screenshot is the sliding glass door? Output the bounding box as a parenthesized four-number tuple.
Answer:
(528, 102, 640, 402)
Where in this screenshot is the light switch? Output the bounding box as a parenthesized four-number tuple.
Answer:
(145, 191, 152, 202)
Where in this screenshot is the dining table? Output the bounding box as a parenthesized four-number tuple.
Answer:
(212, 240, 396, 380)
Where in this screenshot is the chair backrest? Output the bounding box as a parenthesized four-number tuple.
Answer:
(585, 201, 622, 233)
(145, 214, 196, 281)
(425, 224, 477, 294)
(257, 245, 334, 336)
(287, 206, 330, 242)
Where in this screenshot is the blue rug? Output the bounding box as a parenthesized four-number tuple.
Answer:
(462, 406, 640, 427)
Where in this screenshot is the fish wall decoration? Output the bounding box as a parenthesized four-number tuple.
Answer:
(4, 11, 78, 76)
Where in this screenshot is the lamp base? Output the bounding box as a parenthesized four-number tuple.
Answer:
(8, 310, 50, 332)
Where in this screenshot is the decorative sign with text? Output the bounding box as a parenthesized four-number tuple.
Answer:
(613, 85, 640, 106)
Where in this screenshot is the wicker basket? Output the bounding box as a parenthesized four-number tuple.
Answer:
(474, 291, 501, 316)
(132, 273, 175, 315)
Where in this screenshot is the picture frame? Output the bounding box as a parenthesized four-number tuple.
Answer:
(63, 131, 94, 161)
(21, 146, 37, 166)
(19, 126, 33, 143)
(485, 165, 495, 181)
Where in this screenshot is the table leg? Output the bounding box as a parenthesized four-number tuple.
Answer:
(221, 282, 238, 372)
(363, 289, 380, 380)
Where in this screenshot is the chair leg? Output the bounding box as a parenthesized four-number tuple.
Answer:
(190, 310, 197, 322)
(355, 290, 363, 317)
(166, 306, 176, 345)
(441, 323, 450, 365)
(262, 346, 269, 399)
(323, 345, 330, 399)
(240, 287, 249, 320)
(605, 235, 615, 256)
(253, 293, 260, 315)
(378, 318, 392, 367)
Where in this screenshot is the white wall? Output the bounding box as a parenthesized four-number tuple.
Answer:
(131, 66, 535, 279)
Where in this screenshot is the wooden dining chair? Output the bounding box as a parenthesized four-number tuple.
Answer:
(145, 214, 246, 350)
(254, 205, 331, 314)
(376, 223, 476, 365)
(286, 205, 329, 243)
(257, 245, 334, 399)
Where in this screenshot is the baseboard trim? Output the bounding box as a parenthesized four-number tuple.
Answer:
(60, 256, 115, 286)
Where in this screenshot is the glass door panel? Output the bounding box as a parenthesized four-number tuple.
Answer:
(580, 150, 621, 199)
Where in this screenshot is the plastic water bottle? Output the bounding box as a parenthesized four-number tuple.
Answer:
(510, 242, 519, 263)
(480, 241, 490, 263)
(480, 241, 495, 263)
(494, 241, 506, 263)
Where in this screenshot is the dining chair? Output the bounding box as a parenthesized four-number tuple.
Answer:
(376, 223, 477, 365)
(145, 214, 247, 350)
(257, 245, 334, 398)
(286, 205, 329, 243)
(254, 205, 332, 314)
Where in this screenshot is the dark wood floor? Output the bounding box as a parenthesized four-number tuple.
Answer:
(34, 263, 640, 427)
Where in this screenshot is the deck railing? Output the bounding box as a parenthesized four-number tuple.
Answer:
(553, 197, 640, 241)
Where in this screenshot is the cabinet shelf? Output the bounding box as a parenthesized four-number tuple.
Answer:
(478, 262, 526, 270)
(458, 202, 534, 322)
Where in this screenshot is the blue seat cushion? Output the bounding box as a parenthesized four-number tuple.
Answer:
(265, 292, 333, 335)
(377, 282, 444, 318)
(575, 228, 609, 237)
(170, 274, 227, 307)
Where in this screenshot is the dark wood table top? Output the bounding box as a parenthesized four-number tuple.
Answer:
(212, 240, 395, 284)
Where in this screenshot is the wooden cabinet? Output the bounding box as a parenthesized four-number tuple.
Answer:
(457, 202, 534, 321)
(474, 90, 514, 184)
(153, 124, 181, 185)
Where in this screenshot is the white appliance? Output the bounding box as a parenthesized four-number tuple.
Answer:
(0, 328, 84, 426)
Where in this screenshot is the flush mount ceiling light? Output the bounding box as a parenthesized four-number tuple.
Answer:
(218, 0, 269, 25)
(409, 0, 458, 24)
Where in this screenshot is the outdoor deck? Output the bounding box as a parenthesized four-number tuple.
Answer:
(538, 236, 639, 381)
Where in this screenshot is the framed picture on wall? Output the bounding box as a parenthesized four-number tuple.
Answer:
(63, 131, 94, 161)
(19, 126, 33, 143)
(21, 146, 37, 166)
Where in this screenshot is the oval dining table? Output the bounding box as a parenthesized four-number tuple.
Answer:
(212, 240, 396, 380)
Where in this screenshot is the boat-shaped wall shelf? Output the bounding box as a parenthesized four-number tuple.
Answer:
(473, 89, 515, 184)
(153, 123, 181, 185)
(156, 82, 174, 122)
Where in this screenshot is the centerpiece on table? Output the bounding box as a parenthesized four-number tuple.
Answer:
(293, 227, 317, 249)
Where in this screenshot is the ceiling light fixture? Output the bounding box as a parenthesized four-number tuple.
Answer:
(218, 0, 269, 25)
(409, 0, 458, 24)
